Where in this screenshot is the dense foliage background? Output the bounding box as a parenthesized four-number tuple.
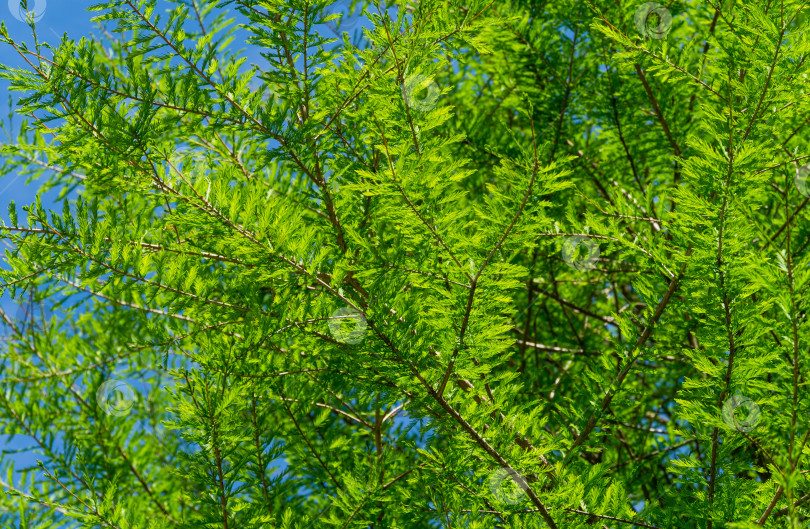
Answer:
(1, 0, 809, 527)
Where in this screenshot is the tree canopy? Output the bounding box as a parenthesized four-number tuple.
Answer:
(1, 0, 809, 527)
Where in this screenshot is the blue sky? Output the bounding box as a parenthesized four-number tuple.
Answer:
(0, 2, 685, 525)
(0, 2, 423, 525)
(0, 1, 93, 221)
(0, 3, 372, 339)
(0, 1, 102, 474)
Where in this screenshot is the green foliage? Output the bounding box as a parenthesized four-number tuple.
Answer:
(0, 0, 809, 527)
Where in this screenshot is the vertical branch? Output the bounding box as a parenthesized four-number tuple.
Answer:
(250, 392, 273, 514)
(203, 379, 231, 529)
(707, 64, 738, 529)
